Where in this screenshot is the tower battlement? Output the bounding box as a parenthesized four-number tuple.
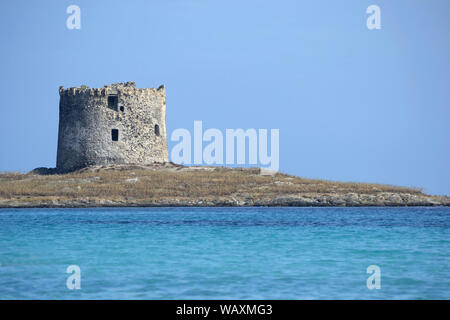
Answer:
(58, 82, 165, 97)
(56, 82, 168, 172)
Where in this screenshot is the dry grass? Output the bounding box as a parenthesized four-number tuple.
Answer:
(0, 166, 424, 203)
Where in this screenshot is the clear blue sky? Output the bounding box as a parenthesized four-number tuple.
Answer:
(0, 0, 449, 195)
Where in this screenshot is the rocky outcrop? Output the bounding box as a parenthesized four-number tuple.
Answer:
(0, 164, 448, 208)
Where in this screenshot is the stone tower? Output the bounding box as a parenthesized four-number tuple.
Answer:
(56, 82, 168, 172)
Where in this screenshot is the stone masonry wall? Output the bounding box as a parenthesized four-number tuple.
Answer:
(56, 82, 168, 172)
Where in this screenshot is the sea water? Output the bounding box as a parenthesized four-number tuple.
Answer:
(0, 207, 449, 299)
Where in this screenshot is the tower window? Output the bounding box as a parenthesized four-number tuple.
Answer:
(111, 129, 119, 141)
(108, 95, 118, 110)
(155, 124, 160, 136)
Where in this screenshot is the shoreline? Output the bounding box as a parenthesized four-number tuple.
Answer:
(1, 204, 449, 209)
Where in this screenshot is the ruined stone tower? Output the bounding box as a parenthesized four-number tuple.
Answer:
(56, 82, 168, 172)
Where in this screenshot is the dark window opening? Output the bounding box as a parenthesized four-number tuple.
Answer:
(108, 95, 118, 111)
(119, 106, 124, 112)
(155, 124, 160, 136)
(111, 129, 119, 141)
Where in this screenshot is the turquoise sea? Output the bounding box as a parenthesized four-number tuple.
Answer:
(0, 207, 449, 299)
